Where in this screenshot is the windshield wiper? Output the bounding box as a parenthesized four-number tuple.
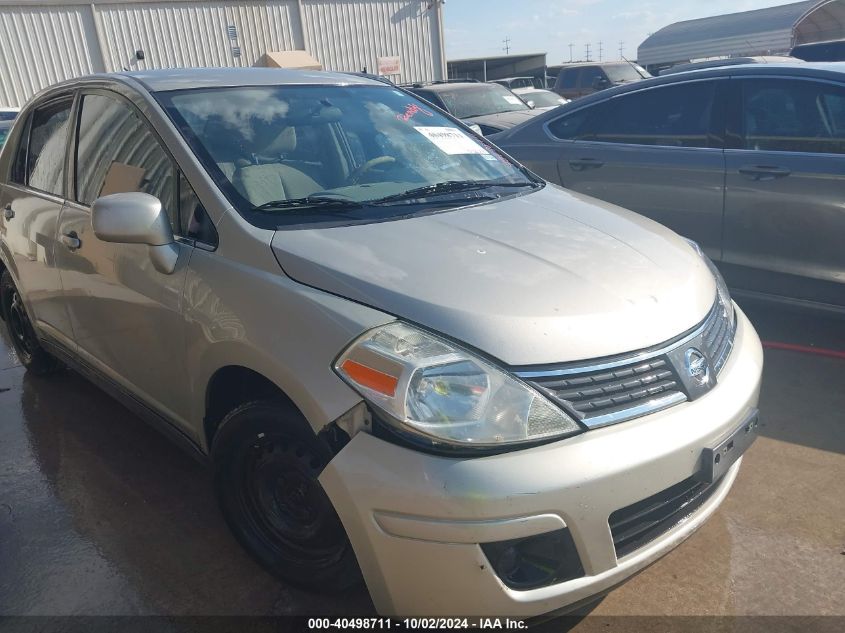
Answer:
(252, 195, 365, 214)
(370, 180, 535, 206)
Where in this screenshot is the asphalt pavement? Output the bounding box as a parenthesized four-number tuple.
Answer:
(0, 301, 842, 627)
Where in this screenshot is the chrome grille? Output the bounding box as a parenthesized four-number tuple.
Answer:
(528, 359, 684, 426)
(701, 301, 733, 373)
(516, 299, 736, 429)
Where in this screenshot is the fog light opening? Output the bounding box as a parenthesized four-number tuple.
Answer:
(480, 528, 584, 591)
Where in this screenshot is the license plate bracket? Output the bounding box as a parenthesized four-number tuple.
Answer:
(696, 409, 760, 484)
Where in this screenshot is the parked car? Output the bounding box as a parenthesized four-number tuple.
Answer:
(513, 87, 570, 110)
(0, 107, 19, 122)
(660, 56, 801, 76)
(406, 80, 542, 135)
(0, 68, 762, 618)
(0, 120, 13, 147)
(492, 62, 845, 313)
(792, 40, 845, 62)
(554, 62, 651, 99)
(491, 76, 537, 90)
(0, 108, 19, 152)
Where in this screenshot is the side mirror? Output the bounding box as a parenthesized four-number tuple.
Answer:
(526, 100, 536, 109)
(592, 77, 610, 90)
(91, 192, 179, 275)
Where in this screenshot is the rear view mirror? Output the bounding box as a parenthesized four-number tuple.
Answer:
(91, 192, 179, 275)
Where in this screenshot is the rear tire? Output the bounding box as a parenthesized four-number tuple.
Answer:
(213, 400, 361, 593)
(0, 271, 62, 375)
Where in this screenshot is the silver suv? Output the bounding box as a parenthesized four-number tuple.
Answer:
(0, 69, 763, 618)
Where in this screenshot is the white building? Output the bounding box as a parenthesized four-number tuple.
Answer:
(0, 0, 446, 106)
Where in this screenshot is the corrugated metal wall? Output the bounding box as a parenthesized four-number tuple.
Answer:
(0, 0, 443, 107)
(0, 5, 103, 107)
(301, 0, 440, 83)
(95, 1, 302, 71)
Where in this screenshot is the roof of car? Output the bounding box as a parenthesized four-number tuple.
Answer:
(514, 61, 845, 129)
(570, 61, 845, 102)
(654, 61, 845, 80)
(558, 62, 632, 70)
(660, 56, 802, 75)
(115, 67, 383, 91)
(413, 82, 499, 93)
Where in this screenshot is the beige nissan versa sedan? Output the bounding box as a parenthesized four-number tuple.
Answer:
(0, 69, 763, 618)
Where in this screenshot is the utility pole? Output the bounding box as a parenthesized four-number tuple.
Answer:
(569, 43, 573, 62)
(619, 41, 624, 60)
(502, 37, 511, 54)
(585, 43, 591, 62)
(598, 41, 603, 62)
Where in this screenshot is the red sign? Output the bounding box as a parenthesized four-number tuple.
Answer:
(396, 103, 434, 122)
(377, 55, 401, 76)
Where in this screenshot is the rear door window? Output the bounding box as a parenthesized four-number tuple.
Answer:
(547, 102, 613, 140)
(26, 97, 73, 196)
(741, 78, 845, 154)
(10, 117, 30, 185)
(588, 81, 718, 148)
(560, 70, 578, 90)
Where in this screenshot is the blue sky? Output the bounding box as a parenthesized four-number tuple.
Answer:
(443, 0, 796, 63)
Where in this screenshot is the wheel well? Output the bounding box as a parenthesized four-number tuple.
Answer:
(204, 366, 298, 449)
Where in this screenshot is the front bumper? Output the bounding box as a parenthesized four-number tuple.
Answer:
(320, 307, 763, 617)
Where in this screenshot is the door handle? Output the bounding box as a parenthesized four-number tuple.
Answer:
(738, 165, 791, 181)
(3, 204, 13, 221)
(569, 158, 605, 172)
(61, 231, 81, 251)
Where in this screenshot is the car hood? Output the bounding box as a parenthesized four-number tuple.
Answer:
(270, 185, 716, 366)
(461, 109, 542, 130)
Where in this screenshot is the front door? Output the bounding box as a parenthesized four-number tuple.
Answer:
(548, 79, 727, 259)
(723, 77, 845, 308)
(54, 90, 195, 429)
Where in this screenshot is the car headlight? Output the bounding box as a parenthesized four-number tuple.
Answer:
(686, 239, 735, 328)
(334, 322, 582, 450)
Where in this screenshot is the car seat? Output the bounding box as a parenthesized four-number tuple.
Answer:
(232, 126, 324, 205)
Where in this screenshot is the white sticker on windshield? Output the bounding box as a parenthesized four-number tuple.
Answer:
(503, 95, 522, 105)
(415, 126, 490, 155)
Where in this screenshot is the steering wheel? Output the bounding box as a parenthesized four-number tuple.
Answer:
(348, 156, 396, 184)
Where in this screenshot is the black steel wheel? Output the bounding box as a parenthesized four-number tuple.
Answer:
(214, 400, 361, 592)
(0, 271, 61, 375)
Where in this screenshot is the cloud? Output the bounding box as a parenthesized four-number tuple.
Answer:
(170, 88, 290, 141)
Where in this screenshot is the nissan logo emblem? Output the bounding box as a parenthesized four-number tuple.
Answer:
(685, 348, 710, 386)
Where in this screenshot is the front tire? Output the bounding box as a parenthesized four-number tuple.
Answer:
(0, 271, 62, 375)
(213, 400, 361, 593)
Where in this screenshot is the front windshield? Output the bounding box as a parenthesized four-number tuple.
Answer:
(438, 84, 530, 118)
(526, 90, 567, 107)
(156, 85, 535, 227)
(507, 78, 535, 89)
(604, 64, 651, 82)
